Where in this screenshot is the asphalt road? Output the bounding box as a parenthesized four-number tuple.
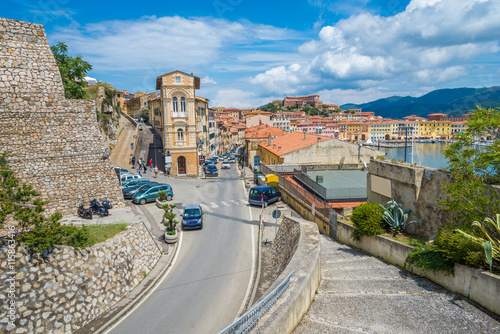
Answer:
(106, 162, 257, 334)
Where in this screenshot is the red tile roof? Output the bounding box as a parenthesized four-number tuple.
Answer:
(259, 131, 331, 156)
(245, 125, 284, 139)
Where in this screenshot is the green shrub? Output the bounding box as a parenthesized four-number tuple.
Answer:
(351, 202, 385, 241)
(435, 226, 489, 270)
(405, 244, 455, 275)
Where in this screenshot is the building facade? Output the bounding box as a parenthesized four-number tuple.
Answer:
(157, 70, 201, 176)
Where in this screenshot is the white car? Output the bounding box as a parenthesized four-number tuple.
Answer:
(221, 161, 230, 169)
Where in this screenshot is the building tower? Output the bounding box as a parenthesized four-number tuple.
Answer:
(156, 70, 201, 176)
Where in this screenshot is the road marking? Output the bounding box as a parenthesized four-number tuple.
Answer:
(236, 178, 256, 319)
(104, 228, 184, 334)
(229, 200, 236, 205)
(200, 203, 212, 212)
(221, 201, 230, 206)
(210, 202, 219, 208)
(240, 199, 248, 206)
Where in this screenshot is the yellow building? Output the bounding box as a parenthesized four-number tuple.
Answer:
(419, 121, 452, 139)
(156, 70, 201, 176)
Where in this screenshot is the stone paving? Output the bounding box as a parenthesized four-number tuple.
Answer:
(294, 235, 500, 334)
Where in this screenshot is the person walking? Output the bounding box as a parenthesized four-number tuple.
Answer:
(143, 163, 147, 174)
(154, 165, 158, 178)
(149, 159, 153, 172)
(131, 156, 136, 169)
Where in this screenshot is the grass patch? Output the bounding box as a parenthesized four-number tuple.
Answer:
(387, 233, 428, 247)
(85, 223, 128, 246)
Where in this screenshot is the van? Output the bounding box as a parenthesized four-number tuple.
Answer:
(248, 186, 281, 207)
(120, 174, 142, 186)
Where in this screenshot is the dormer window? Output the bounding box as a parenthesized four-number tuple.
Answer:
(175, 76, 181, 84)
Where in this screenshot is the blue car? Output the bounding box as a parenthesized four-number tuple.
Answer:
(248, 186, 281, 207)
(181, 204, 204, 230)
(205, 164, 218, 177)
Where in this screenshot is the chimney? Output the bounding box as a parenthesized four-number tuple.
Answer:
(278, 146, 281, 151)
(317, 137, 321, 143)
(268, 134, 272, 146)
(303, 130, 307, 140)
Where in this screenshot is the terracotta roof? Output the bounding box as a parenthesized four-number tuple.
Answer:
(428, 113, 447, 116)
(259, 131, 331, 156)
(245, 125, 284, 139)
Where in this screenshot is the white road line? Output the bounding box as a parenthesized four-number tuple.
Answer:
(236, 178, 256, 319)
(229, 200, 236, 205)
(240, 199, 248, 206)
(104, 230, 184, 334)
(221, 201, 230, 206)
(210, 202, 219, 208)
(200, 203, 212, 212)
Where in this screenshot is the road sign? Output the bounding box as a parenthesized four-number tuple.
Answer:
(272, 209, 281, 219)
(133, 135, 137, 139)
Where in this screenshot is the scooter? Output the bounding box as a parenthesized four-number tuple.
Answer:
(77, 203, 93, 219)
(90, 199, 112, 217)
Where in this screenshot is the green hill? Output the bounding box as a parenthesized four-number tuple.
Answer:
(340, 86, 500, 119)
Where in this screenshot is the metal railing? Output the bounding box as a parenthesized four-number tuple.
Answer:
(292, 169, 327, 200)
(219, 271, 294, 334)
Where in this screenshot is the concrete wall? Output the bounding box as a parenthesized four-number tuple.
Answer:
(283, 138, 385, 165)
(367, 159, 500, 237)
(252, 218, 321, 334)
(0, 223, 162, 333)
(336, 220, 500, 316)
(0, 18, 124, 216)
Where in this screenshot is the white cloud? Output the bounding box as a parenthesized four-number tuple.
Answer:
(210, 88, 280, 109)
(250, 0, 500, 96)
(49, 15, 302, 75)
(201, 76, 217, 85)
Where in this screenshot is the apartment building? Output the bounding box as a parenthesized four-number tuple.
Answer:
(271, 114, 291, 132)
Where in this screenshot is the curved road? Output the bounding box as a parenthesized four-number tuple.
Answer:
(107, 162, 256, 334)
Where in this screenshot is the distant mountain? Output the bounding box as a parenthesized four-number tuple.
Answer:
(340, 86, 500, 119)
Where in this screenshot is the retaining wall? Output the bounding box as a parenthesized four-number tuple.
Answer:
(252, 217, 321, 333)
(0, 223, 162, 333)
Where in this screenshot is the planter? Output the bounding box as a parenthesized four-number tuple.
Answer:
(164, 228, 178, 244)
(156, 198, 167, 209)
(245, 181, 252, 188)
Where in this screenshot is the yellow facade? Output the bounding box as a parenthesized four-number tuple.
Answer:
(419, 121, 452, 139)
(258, 145, 282, 165)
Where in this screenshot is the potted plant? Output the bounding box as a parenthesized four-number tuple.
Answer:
(156, 190, 168, 208)
(163, 204, 178, 244)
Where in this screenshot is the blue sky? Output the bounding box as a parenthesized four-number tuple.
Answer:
(4, 0, 500, 108)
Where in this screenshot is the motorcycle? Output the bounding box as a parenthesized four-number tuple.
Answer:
(77, 203, 93, 219)
(90, 199, 112, 217)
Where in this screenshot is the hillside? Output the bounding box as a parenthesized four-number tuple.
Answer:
(340, 86, 500, 119)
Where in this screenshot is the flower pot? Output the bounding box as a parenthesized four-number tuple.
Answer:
(156, 198, 167, 209)
(164, 228, 178, 244)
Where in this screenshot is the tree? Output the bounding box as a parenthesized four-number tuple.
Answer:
(441, 107, 500, 225)
(50, 42, 93, 99)
(139, 108, 150, 122)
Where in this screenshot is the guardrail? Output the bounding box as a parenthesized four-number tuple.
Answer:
(219, 270, 294, 334)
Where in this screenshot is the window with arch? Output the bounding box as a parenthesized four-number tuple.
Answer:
(172, 97, 178, 112)
(180, 97, 186, 112)
(177, 129, 184, 141)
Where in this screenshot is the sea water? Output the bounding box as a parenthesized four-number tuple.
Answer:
(376, 143, 451, 169)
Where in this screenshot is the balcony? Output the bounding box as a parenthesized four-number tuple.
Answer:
(172, 112, 187, 118)
(175, 140, 186, 146)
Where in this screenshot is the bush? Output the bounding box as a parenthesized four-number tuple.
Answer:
(405, 244, 455, 275)
(351, 202, 385, 241)
(435, 226, 488, 270)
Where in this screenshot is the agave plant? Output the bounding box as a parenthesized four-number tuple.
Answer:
(380, 198, 422, 236)
(456, 214, 500, 272)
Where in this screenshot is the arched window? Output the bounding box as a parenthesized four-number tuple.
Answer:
(180, 97, 186, 113)
(172, 97, 178, 112)
(177, 129, 184, 141)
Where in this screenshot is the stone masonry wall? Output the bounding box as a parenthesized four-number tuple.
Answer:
(0, 18, 124, 216)
(271, 216, 301, 280)
(0, 223, 162, 334)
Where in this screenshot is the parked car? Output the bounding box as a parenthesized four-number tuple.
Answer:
(229, 157, 236, 163)
(114, 166, 130, 175)
(205, 164, 218, 177)
(123, 182, 158, 199)
(213, 156, 219, 163)
(132, 184, 173, 205)
(138, 124, 143, 130)
(120, 174, 142, 186)
(222, 153, 228, 159)
(121, 178, 150, 190)
(181, 204, 204, 230)
(248, 186, 281, 207)
(221, 161, 230, 169)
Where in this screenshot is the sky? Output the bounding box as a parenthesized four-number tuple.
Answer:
(4, 0, 500, 108)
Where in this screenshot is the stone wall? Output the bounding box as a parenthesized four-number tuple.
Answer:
(271, 216, 301, 280)
(367, 159, 500, 236)
(0, 223, 162, 334)
(0, 17, 124, 216)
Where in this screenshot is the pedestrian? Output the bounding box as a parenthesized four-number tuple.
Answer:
(131, 156, 136, 169)
(137, 169, 141, 176)
(154, 165, 158, 178)
(143, 163, 147, 174)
